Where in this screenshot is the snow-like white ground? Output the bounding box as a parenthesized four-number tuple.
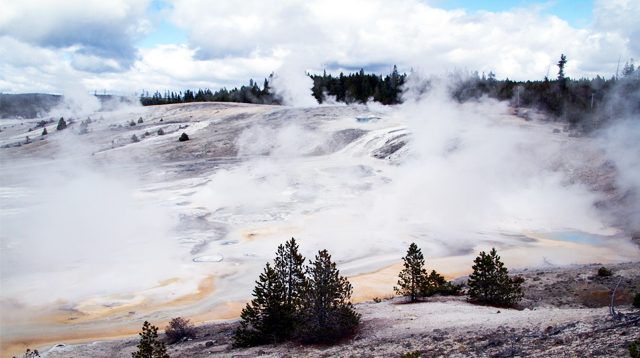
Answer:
(0, 99, 638, 352)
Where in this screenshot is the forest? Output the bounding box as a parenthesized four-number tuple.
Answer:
(139, 56, 639, 131)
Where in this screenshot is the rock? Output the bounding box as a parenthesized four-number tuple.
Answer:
(205, 341, 214, 347)
(179, 132, 189, 142)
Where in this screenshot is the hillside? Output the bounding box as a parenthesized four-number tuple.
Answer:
(1, 100, 639, 357)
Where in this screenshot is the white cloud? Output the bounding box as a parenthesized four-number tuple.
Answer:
(167, 0, 638, 81)
(0, 0, 638, 93)
(0, 0, 151, 71)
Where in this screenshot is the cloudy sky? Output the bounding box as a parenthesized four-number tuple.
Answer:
(0, 0, 638, 95)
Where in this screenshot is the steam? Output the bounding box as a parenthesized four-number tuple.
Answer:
(188, 76, 635, 276)
(270, 54, 318, 107)
(0, 110, 191, 307)
(1, 71, 638, 322)
(597, 119, 640, 232)
(50, 82, 101, 119)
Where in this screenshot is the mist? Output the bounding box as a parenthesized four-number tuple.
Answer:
(1, 69, 638, 345)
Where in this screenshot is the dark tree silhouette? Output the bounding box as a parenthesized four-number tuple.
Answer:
(131, 321, 169, 358)
(467, 248, 524, 307)
(164, 317, 196, 344)
(395, 243, 428, 302)
(298, 250, 360, 344)
(56, 117, 67, 130)
(273, 237, 307, 337)
(233, 263, 290, 347)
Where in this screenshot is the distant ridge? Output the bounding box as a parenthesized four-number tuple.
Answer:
(0, 93, 61, 119)
(0, 93, 136, 119)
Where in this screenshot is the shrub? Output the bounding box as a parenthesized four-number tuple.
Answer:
(467, 248, 524, 307)
(157, 128, 165, 135)
(129, 120, 136, 126)
(633, 292, 640, 308)
(42, 128, 47, 136)
(178, 132, 189, 141)
(12, 348, 39, 358)
(132, 321, 169, 358)
(165, 317, 196, 344)
(630, 338, 640, 358)
(597, 266, 612, 277)
(138, 117, 144, 124)
(131, 134, 140, 143)
(400, 351, 421, 358)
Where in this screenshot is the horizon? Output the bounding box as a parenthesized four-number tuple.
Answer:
(1, 0, 638, 95)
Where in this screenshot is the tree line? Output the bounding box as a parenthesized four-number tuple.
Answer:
(450, 56, 639, 132)
(139, 66, 407, 106)
(139, 57, 638, 132)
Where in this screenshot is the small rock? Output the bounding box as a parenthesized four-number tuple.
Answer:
(205, 341, 214, 347)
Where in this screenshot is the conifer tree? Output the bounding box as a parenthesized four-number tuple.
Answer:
(56, 117, 67, 130)
(233, 263, 289, 347)
(273, 237, 307, 337)
(395, 243, 429, 302)
(131, 321, 169, 358)
(298, 250, 360, 343)
(467, 248, 524, 307)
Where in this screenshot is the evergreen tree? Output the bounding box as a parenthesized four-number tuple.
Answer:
(557, 54, 568, 90)
(131, 321, 169, 358)
(233, 263, 290, 347)
(41, 127, 47, 136)
(467, 248, 524, 307)
(424, 269, 462, 296)
(274, 237, 307, 314)
(298, 250, 360, 344)
(56, 117, 67, 130)
(394, 243, 429, 302)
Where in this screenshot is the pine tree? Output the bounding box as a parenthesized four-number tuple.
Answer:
(273, 237, 307, 338)
(56, 117, 67, 130)
(233, 263, 289, 347)
(298, 250, 360, 344)
(131, 321, 169, 358)
(467, 248, 524, 307)
(395, 243, 429, 302)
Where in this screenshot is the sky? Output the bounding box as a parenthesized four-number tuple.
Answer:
(0, 0, 638, 95)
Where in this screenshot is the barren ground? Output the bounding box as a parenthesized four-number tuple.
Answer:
(37, 261, 640, 358)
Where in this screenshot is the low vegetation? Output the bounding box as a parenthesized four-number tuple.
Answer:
(630, 338, 640, 358)
(165, 317, 196, 345)
(12, 348, 39, 358)
(597, 266, 613, 277)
